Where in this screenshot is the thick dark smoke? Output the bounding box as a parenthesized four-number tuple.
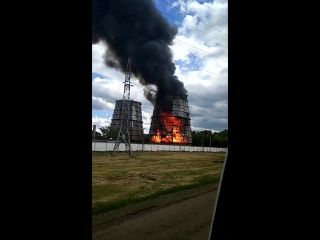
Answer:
(92, 0, 187, 109)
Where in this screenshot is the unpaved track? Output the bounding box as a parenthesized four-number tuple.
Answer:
(92, 184, 218, 240)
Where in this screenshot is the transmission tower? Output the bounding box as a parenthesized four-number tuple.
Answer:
(111, 58, 133, 156)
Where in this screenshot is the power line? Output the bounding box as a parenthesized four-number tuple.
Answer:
(198, 69, 228, 79)
(173, 39, 228, 63)
(159, 0, 228, 36)
(129, 65, 227, 85)
(200, 2, 228, 19)
(178, 62, 228, 79)
(173, 39, 227, 62)
(156, 8, 228, 46)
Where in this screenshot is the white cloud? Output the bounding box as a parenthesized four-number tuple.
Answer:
(192, 126, 219, 133)
(92, 96, 115, 110)
(92, 116, 111, 128)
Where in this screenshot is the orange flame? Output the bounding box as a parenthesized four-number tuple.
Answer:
(151, 111, 187, 143)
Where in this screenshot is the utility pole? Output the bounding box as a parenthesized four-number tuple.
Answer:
(111, 58, 133, 156)
(209, 136, 211, 152)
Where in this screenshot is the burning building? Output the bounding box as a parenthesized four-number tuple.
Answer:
(110, 100, 144, 141)
(93, 0, 191, 138)
(149, 95, 192, 145)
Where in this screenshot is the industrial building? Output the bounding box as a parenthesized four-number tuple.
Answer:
(148, 95, 192, 145)
(109, 100, 144, 142)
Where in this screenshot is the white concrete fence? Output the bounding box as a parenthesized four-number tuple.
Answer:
(92, 142, 227, 152)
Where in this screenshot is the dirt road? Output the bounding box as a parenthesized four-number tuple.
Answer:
(92, 184, 218, 240)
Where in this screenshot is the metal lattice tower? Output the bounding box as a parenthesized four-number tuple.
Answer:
(111, 58, 133, 156)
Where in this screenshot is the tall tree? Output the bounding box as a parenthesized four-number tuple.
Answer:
(99, 126, 109, 139)
(92, 130, 102, 140)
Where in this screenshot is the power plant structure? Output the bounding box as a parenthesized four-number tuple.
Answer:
(110, 99, 144, 142)
(148, 95, 192, 145)
(110, 58, 135, 156)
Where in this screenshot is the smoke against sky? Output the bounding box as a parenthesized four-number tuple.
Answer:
(92, 0, 228, 133)
(92, 0, 187, 107)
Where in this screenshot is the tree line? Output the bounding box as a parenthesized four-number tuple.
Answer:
(191, 129, 228, 148)
(92, 126, 228, 148)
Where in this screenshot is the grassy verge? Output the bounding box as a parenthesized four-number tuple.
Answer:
(92, 151, 225, 216)
(92, 174, 221, 216)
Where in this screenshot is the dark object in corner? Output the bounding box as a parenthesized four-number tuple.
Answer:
(214, 160, 224, 164)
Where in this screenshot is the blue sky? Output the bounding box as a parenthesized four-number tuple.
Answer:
(92, 72, 106, 79)
(92, 0, 228, 133)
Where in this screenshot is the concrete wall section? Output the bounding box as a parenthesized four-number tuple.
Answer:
(92, 142, 227, 152)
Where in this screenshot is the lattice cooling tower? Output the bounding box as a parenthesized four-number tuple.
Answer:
(110, 100, 144, 141)
(148, 95, 192, 144)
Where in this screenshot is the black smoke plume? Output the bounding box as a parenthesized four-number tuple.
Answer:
(92, 0, 187, 110)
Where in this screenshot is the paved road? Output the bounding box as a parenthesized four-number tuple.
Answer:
(92, 186, 218, 240)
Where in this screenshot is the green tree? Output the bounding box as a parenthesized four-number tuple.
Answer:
(99, 126, 109, 140)
(190, 129, 228, 147)
(108, 127, 119, 140)
(92, 130, 102, 140)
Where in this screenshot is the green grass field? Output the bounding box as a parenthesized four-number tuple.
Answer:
(92, 151, 225, 215)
